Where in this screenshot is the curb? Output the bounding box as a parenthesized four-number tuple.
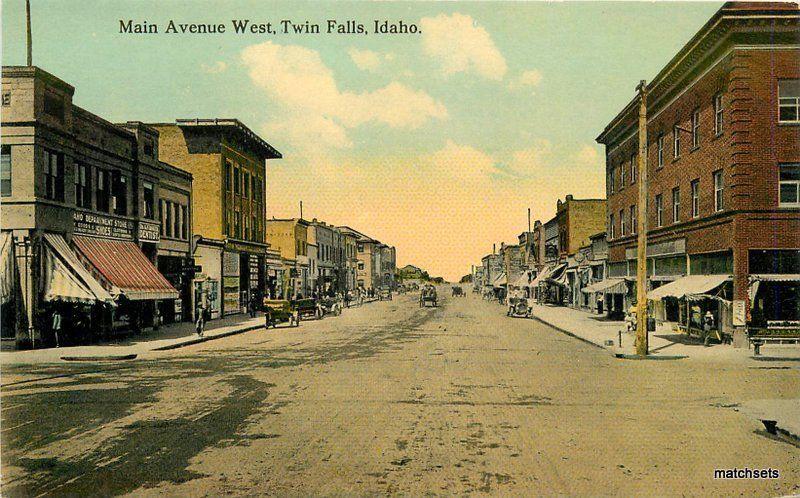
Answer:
(61, 354, 137, 362)
(530, 316, 606, 350)
(151, 323, 264, 351)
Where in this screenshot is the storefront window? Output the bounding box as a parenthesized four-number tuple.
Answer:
(749, 249, 800, 274)
(143, 181, 155, 219)
(690, 251, 733, 275)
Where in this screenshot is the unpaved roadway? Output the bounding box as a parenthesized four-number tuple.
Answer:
(1, 291, 799, 496)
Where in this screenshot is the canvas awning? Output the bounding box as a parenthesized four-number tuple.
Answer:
(648, 274, 730, 300)
(748, 274, 800, 301)
(72, 236, 179, 301)
(546, 263, 569, 287)
(510, 272, 530, 288)
(43, 234, 115, 305)
(1, 232, 15, 305)
(492, 272, 507, 288)
(581, 277, 626, 294)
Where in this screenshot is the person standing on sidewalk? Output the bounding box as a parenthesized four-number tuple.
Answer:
(51, 309, 62, 348)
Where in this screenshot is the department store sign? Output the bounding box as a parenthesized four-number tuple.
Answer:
(73, 211, 134, 240)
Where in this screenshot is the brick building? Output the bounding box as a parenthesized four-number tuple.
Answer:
(1, 66, 185, 347)
(596, 2, 800, 342)
(265, 218, 310, 299)
(150, 119, 281, 316)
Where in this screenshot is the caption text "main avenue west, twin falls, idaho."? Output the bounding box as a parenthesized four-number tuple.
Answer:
(119, 19, 421, 36)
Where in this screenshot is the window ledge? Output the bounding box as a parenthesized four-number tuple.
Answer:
(778, 121, 800, 127)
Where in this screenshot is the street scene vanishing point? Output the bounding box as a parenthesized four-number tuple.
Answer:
(0, 1, 799, 496)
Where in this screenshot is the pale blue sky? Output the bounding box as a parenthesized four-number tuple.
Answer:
(2, 1, 723, 279)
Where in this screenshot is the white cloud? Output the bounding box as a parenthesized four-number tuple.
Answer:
(241, 41, 447, 150)
(200, 61, 227, 74)
(419, 13, 507, 81)
(508, 69, 543, 91)
(348, 47, 384, 72)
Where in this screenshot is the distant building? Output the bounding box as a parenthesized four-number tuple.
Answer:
(265, 218, 310, 298)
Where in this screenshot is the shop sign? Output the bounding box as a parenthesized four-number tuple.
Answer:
(73, 211, 134, 240)
(138, 221, 160, 242)
(626, 238, 686, 260)
(223, 251, 240, 277)
(223, 275, 240, 315)
(732, 300, 746, 326)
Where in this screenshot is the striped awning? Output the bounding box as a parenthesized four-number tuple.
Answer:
(1, 232, 15, 305)
(72, 236, 179, 301)
(43, 234, 115, 305)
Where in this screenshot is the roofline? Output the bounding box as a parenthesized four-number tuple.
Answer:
(596, 2, 800, 144)
(2, 65, 75, 95)
(152, 118, 282, 159)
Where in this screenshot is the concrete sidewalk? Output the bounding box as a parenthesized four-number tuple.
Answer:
(527, 303, 800, 362)
(0, 313, 266, 365)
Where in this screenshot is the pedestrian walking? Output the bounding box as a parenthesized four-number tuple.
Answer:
(195, 305, 206, 337)
(52, 309, 62, 348)
(248, 294, 258, 318)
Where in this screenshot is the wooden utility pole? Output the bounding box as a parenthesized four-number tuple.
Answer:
(26, 0, 33, 66)
(635, 80, 649, 356)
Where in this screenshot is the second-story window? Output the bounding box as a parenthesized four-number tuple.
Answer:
(143, 181, 155, 219)
(691, 109, 700, 148)
(620, 160, 626, 188)
(609, 213, 616, 239)
(657, 134, 664, 168)
(112, 171, 128, 216)
(778, 80, 800, 124)
(673, 125, 681, 159)
(691, 179, 700, 218)
(713, 170, 724, 212)
(714, 94, 724, 135)
(779, 163, 800, 208)
(224, 160, 232, 192)
(96, 169, 110, 212)
(619, 208, 626, 236)
(630, 154, 636, 184)
(655, 194, 663, 227)
(75, 163, 91, 209)
(234, 167, 240, 195)
(609, 167, 616, 194)
(672, 186, 680, 223)
(630, 205, 636, 234)
(43, 149, 65, 202)
(182, 205, 189, 239)
(244, 171, 250, 198)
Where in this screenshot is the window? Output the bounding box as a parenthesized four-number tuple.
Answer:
(609, 213, 616, 239)
(244, 171, 250, 198)
(165, 200, 173, 238)
(779, 164, 800, 207)
(691, 109, 700, 148)
(630, 154, 636, 184)
(657, 133, 664, 167)
(714, 94, 723, 135)
(673, 124, 681, 159)
(358, 262, 365, 271)
(713, 170, 724, 212)
(778, 80, 800, 123)
(96, 169, 111, 212)
(112, 171, 127, 216)
(620, 209, 626, 236)
(142, 181, 154, 219)
(672, 187, 680, 223)
(691, 179, 700, 218)
(1, 145, 10, 196)
(181, 205, 188, 239)
(630, 205, 637, 234)
(357, 243, 364, 252)
(655, 194, 663, 227)
(609, 167, 616, 194)
(43, 93, 64, 121)
(620, 160, 626, 187)
(43, 149, 64, 201)
(159, 200, 166, 235)
(224, 160, 232, 192)
(234, 166, 240, 195)
(252, 175, 257, 201)
(251, 213, 257, 240)
(75, 163, 91, 208)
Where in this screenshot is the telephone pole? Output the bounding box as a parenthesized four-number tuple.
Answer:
(635, 80, 649, 356)
(26, 0, 33, 66)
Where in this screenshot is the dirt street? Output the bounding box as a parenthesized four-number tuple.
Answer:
(1, 291, 799, 496)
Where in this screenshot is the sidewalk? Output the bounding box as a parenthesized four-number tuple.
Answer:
(528, 302, 800, 361)
(0, 313, 265, 365)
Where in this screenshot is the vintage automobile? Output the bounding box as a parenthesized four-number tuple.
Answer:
(451, 286, 465, 297)
(295, 298, 322, 319)
(419, 285, 438, 307)
(318, 296, 343, 317)
(379, 287, 393, 301)
(263, 299, 300, 328)
(506, 296, 532, 318)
